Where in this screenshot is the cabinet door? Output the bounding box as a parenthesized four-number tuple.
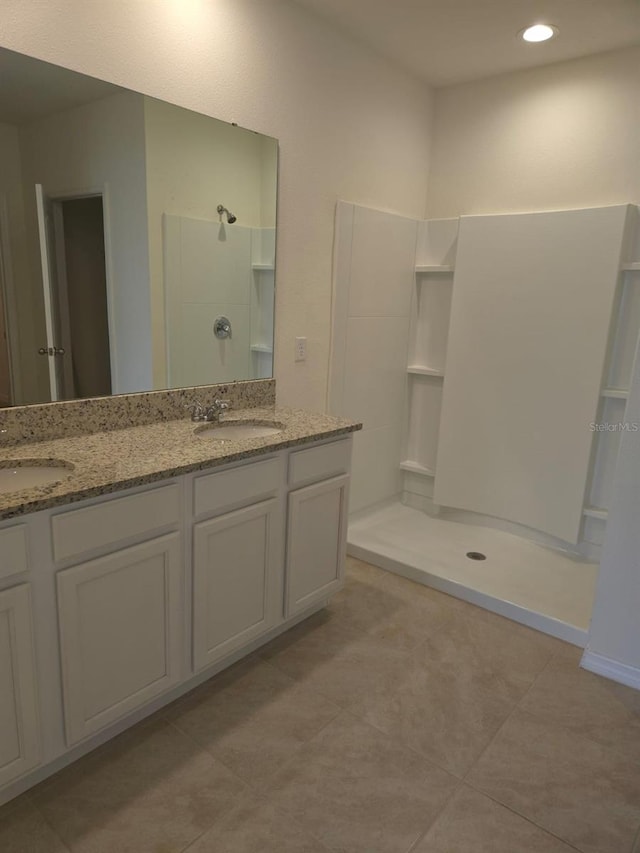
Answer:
(0, 584, 40, 787)
(193, 499, 279, 671)
(285, 474, 349, 618)
(57, 533, 183, 746)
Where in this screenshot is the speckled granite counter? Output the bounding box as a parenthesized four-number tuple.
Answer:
(0, 407, 361, 520)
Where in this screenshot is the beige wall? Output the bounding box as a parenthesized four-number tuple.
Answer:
(18, 91, 152, 395)
(427, 46, 640, 218)
(0, 0, 433, 410)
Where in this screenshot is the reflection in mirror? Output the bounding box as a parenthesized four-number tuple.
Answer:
(0, 47, 278, 408)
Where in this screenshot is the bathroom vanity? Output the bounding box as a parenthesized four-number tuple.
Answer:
(0, 386, 359, 804)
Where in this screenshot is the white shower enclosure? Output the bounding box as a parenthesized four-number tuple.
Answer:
(330, 201, 640, 639)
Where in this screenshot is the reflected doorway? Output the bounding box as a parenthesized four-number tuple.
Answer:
(36, 188, 113, 401)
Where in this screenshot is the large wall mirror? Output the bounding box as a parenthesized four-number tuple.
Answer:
(0, 47, 278, 408)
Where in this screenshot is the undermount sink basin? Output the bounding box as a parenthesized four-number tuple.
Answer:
(0, 458, 75, 494)
(195, 421, 284, 440)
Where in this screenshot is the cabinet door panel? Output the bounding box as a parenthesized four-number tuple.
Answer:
(57, 533, 183, 746)
(193, 499, 278, 671)
(0, 584, 40, 787)
(286, 475, 349, 617)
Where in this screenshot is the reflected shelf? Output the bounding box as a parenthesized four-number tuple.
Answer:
(250, 344, 273, 354)
(583, 506, 608, 521)
(407, 365, 444, 377)
(252, 263, 275, 271)
(415, 265, 454, 274)
(601, 388, 629, 400)
(400, 460, 435, 477)
(621, 262, 640, 272)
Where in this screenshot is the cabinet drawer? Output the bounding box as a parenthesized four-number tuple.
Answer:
(0, 524, 29, 580)
(52, 483, 181, 563)
(194, 458, 280, 518)
(288, 439, 351, 488)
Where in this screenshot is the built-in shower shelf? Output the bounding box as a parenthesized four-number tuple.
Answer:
(400, 460, 435, 477)
(407, 366, 445, 377)
(601, 387, 629, 400)
(252, 263, 275, 271)
(621, 262, 640, 272)
(415, 265, 454, 274)
(250, 344, 273, 354)
(583, 506, 608, 521)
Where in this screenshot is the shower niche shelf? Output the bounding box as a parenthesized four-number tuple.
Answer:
(583, 506, 608, 521)
(601, 388, 629, 400)
(401, 219, 459, 497)
(249, 228, 275, 380)
(407, 366, 444, 377)
(581, 245, 640, 536)
(400, 460, 435, 477)
(415, 265, 455, 274)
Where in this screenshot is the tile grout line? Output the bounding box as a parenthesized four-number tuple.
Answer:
(459, 648, 590, 852)
(403, 780, 465, 853)
(23, 796, 74, 853)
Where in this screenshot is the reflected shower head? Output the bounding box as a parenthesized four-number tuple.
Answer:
(217, 204, 237, 224)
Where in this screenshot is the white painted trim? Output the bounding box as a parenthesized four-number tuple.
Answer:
(0, 196, 20, 404)
(100, 183, 119, 394)
(580, 649, 640, 690)
(34, 184, 59, 401)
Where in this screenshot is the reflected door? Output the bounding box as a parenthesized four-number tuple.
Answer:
(35, 186, 112, 401)
(35, 183, 62, 400)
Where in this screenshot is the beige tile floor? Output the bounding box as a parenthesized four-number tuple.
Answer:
(2, 557, 640, 853)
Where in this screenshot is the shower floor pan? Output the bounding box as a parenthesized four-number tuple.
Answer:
(348, 501, 598, 647)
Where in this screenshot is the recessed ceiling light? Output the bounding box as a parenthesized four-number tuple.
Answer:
(520, 24, 558, 43)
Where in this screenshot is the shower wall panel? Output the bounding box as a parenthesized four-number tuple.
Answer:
(329, 202, 417, 512)
(434, 205, 631, 544)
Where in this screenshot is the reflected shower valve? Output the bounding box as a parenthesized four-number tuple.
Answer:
(214, 316, 232, 339)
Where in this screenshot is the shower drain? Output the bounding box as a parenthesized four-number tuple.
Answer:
(466, 551, 487, 561)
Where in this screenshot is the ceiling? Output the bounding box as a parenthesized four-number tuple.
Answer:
(0, 48, 122, 124)
(291, 0, 640, 86)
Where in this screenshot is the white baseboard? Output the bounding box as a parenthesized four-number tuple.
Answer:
(581, 649, 640, 690)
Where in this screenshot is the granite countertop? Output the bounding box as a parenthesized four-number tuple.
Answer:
(0, 407, 361, 520)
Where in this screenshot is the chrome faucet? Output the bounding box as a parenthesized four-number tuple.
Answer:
(206, 398, 231, 422)
(185, 398, 231, 423)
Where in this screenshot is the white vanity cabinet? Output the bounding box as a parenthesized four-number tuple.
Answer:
(285, 441, 351, 617)
(0, 432, 354, 805)
(52, 484, 184, 746)
(192, 458, 283, 671)
(0, 583, 41, 788)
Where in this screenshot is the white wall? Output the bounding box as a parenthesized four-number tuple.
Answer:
(19, 91, 152, 394)
(427, 46, 640, 218)
(0, 0, 433, 411)
(0, 122, 36, 403)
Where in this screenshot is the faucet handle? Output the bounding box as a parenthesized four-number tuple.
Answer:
(203, 399, 231, 422)
(184, 399, 205, 421)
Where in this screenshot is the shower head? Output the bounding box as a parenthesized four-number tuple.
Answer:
(217, 204, 237, 224)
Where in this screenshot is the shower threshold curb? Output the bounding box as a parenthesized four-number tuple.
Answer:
(347, 538, 588, 648)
